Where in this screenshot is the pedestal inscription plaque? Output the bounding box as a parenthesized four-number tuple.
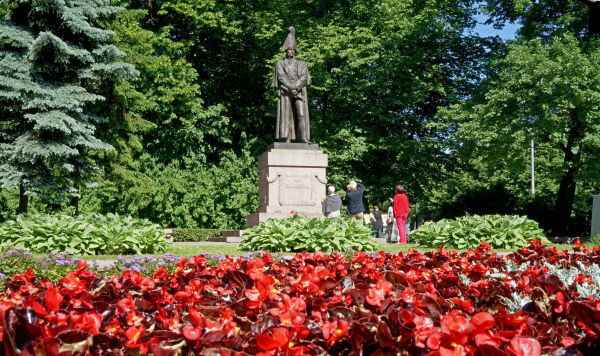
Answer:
(246, 143, 328, 227)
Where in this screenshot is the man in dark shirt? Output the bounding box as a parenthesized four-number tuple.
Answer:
(345, 180, 365, 221)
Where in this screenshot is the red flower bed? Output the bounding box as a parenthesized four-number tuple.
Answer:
(1, 241, 600, 355)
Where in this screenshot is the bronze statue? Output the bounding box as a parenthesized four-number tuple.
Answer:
(271, 27, 311, 143)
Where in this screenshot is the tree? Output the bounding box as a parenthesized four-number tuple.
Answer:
(440, 35, 600, 235)
(484, 0, 600, 39)
(0, 0, 137, 213)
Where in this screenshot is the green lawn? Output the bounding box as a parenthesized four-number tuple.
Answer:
(62, 242, 589, 261)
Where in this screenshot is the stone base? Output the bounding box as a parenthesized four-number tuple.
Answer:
(246, 143, 328, 228)
(268, 142, 320, 150)
(207, 230, 243, 243)
(592, 194, 600, 238)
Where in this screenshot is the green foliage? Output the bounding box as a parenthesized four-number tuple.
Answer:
(587, 234, 600, 247)
(104, 9, 229, 163)
(241, 215, 379, 253)
(410, 214, 549, 249)
(79, 149, 258, 229)
(172, 228, 223, 242)
(0, 0, 596, 233)
(0, 0, 137, 206)
(0, 214, 168, 255)
(483, 0, 594, 40)
(0, 190, 17, 223)
(437, 35, 600, 235)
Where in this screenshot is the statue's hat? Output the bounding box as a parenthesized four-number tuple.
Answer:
(281, 26, 297, 52)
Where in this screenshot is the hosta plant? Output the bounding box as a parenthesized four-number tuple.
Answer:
(241, 215, 378, 252)
(410, 214, 549, 249)
(0, 214, 168, 255)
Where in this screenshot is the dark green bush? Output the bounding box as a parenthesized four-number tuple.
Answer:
(171, 228, 223, 242)
(410, 214, 550, 249)
(241, 215, 378, 252)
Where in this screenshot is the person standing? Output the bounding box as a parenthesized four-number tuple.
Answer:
(345, 180, 365, 221)
(322, 186, 343, 218)
(371, 204, 384, 238)
(385, 198, 399, 243)
(393, 185, 410, 243)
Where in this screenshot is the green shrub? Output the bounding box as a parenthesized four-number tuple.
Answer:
(586, 234, 600, 247)
(410, 214, 549, 249)
(0, 214, 169, 255)
(240, 215, 378, 252)
(171, 228, 223, 242)
(78, 151, 258, 229)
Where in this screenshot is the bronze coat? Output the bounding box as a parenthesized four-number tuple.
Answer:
(271, 57, 311, 140)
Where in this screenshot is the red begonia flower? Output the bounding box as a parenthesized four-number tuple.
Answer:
(505, 335, 541, 356)
(256, 327, 290, 351)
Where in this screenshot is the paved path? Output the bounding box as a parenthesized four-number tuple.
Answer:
(172, 241, 233, 246)
(88, 259, 117, 269)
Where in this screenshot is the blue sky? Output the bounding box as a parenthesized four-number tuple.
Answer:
(473, 12, 520, 40)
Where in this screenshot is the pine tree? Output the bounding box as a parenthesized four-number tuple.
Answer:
(0, 0, 138, 213)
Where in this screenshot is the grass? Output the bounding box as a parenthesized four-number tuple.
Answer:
(30, 240, 594, 261)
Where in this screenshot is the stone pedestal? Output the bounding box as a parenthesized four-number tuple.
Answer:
(592, 194, 600, 238)
(246, 143, 328, 227)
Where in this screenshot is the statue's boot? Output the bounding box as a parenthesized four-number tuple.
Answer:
(285, 138, 291, 143)
(297, 120, 310, 143)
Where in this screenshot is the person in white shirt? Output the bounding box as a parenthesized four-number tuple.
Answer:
(322, 186, 342, 218)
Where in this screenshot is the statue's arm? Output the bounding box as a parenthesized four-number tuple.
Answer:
(275, 62, 295, 93)
(295, 61, 309, 90)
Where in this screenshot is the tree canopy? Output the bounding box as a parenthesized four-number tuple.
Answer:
(0, 0, 598, 235)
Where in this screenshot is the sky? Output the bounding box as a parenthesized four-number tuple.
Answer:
(472, 11, 521, 40)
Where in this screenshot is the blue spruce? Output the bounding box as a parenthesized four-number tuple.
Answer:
(0, 0, 138, 213)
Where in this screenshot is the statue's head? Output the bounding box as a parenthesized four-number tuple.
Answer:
(285, 47, 295, 58)
(281, 26, 298, 56)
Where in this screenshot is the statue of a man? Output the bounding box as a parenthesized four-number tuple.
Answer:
(271, 27, 311, 143)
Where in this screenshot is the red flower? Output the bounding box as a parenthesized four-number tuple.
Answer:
(427, 331, 443, 349)
(470, 312, 495, 331)
(117, 294, 135, 313)
(69, 311, 102, 336)
(439, 344, 467, 356)
(106, 317, 123, 335)
(505, 335, 541, 356)
(256, 327, 290, 351)
(12, 269, 36, 282)
(59, 271, 87, 296)
(322, 320, 349, 346)
(247, 258, 266, 280)
(125, 325, 146, 347)
(553, 290, 568, 314)
(440, 311, 474, 345)
(152, 266, 170, 281)
(366, 279, 393, 306)
(44, 286, 63, 313)
(182, 325, 201, 340)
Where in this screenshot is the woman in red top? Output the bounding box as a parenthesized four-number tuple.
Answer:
(393, 185, 410, 243)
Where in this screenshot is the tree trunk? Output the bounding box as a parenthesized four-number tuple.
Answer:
(590, 1, 600, 37)
(17, 184, 28, 214)
(72, 185, 79, 216)
(552, 109, 583, 236)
